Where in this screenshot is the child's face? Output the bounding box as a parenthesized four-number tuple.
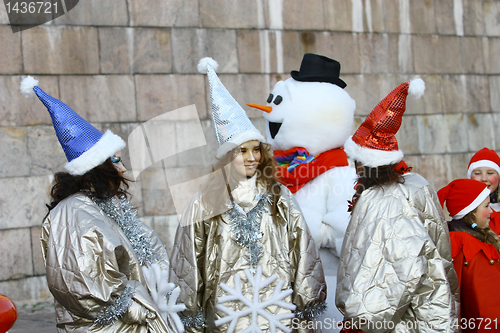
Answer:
(471, 167, 499, 193)
(474, 196, 492, 229)
(232, 140, 261, 178)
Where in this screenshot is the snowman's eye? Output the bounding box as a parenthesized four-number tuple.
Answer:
(274, 95, 283, 105)
(267, 94, 274, 103)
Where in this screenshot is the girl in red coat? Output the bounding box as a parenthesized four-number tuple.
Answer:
(438, 179, 500, 332)
(468, 148, 500, 235)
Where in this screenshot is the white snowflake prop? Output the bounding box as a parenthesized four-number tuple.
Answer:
(215, 266, 296, 333)
(142, 263, 186, 333)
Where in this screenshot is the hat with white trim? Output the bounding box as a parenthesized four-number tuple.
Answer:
(467, 147, 500, 179)
(438, 179, 490, 220)
(20, 76, 125, 175)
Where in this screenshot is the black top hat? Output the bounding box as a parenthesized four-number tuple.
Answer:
(291, 53, 347, 88)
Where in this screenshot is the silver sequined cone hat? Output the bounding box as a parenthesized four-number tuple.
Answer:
(198, 57, 265, 158)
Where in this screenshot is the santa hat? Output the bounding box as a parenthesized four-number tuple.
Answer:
(198, 57, 265, 159)
(20, 76, 125, 175)
(438, 179, 490, 220)
(467, 147, 500, 179)
(344, 78, 425, 168)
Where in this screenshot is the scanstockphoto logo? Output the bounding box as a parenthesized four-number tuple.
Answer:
(3, 0, 79, 32)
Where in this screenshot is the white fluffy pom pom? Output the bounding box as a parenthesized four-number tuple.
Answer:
(197, 57, 218, 74)
(20, 75, 39, 98)
(408, 78, 425, 99)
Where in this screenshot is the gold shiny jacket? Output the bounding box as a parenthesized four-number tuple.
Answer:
(41, 194, 175, 333)
(169, 177, 327, 332)
(336, 173, 459, 332)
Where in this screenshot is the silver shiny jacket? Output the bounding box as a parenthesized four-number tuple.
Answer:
(336, 173, 459, 332)
(169, 177, 327, 332)
(41, 194, 175, 333)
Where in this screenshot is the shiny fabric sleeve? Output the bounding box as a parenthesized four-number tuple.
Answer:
(169, 194, 206, 333)
(281, 187, 327, 320)
(41, 199, 151, 326)
(337, 191, 456, 332)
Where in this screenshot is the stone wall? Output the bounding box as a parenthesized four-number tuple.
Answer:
(1, 0, 499, 305)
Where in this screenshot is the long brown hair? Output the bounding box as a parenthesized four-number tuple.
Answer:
(351, 162, 405, 208)
(200, 142, 281, 218)
(47, 158, 130, 213)
(462, 209, 500, 255)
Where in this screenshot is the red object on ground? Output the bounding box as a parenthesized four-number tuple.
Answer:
(0, 294, 17, 332)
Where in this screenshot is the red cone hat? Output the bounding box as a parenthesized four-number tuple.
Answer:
(344, 78, 425, 168)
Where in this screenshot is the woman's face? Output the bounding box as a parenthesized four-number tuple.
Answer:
(232, 140, 261, 178)
(112, 151, 126, 175)
(474, 196, 493, 228)
(471, 167, 499, 193)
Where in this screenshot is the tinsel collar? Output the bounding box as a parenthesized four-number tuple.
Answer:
(83, 191, 158, 266)
(228, 192, 271, 270)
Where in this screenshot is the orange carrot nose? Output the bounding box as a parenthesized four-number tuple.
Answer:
(247, 103, 273, 113)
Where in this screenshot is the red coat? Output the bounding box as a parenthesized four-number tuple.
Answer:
(489, 209, 500, 235)
(450, 231, 500, 332)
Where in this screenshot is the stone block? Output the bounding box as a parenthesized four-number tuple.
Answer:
(133, 28, 172, 74)
(0, 127, 30, 177)
(53, 0, 128, 26)
(483, 1, 500, 36)
(0, 175, 52, 229)
(434, 0, 457, 35)
(22, 26, 99, 74)
(0, 229, 33, 280)
(141, 214, 180, 256)
(200, 0, 261, 28)
(492, 114, 500, 151)
(443, 114, 468, 153)
(177, 119, 218, 168)
(139, 168, 176, 216)
(397, 34, 414, 74)
(59, 75, 136, 122)
(129, 0, 199, 27)
(405, 154, 449, 191)
(485, 37, 500, 74)
(343, 74, 395, 116)
(0, 26, 22, 74)
(0, 75, 57, 126)
(490, 76, 500, 112)
(447, 153, 472, 180)
(395, 115, 419, 155)
(460, 37, 485, 74)
(218, 74, 269, 118)
(463, 0, 484, 36)
(312, 32, 360, 74)
(323, 0, 353, 32)
(27, 125, 67, 176)
(171, 28, 238, 74)
(358, 33, 399, 74)
(467, 113, 496, 152)
(281, 0, 325, 30)
(237, 30, 280, 74)
(416, 115, 450, 154)
(441, 75, 490, 113)
(281, 31, 306, 74)
(409, 0, 437, 34)
(362, 0, 386, 33)
(413, 35, 462, 74)
(381, 0, 401, 33)
(405, 75, 444, 115)
(98, 28, 133, 74)
(31, 227, 45, 276)
(136, 74, 207, 121)
(0, 276, 52, 303)
(0, 1, 9, 24)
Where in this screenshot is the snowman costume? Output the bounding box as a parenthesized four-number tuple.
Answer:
(249, 54, 357, 327)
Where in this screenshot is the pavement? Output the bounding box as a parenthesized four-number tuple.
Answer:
(8, 301, 56, 333)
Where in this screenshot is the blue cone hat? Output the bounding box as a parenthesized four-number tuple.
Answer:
(20, 76, 125, 175)
(198, 57, 265, 158)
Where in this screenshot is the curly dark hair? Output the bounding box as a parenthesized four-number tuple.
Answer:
(46, 158, 130, 213)
(351, 161, 406, 209)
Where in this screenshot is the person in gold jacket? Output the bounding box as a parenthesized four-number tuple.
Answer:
(337, 79, 459, 332)
(20, 76, 184, 333)
(169, 58, 327, 332)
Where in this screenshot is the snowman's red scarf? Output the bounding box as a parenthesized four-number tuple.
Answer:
(274, 147, 349, 193)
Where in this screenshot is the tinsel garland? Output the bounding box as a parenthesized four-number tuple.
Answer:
(228, 194, 271, 268)
(85, 192, 158, 266)
(94, 286, 134, 326)
(294, 301, 327, 320)
(179, 309, 206, 327)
